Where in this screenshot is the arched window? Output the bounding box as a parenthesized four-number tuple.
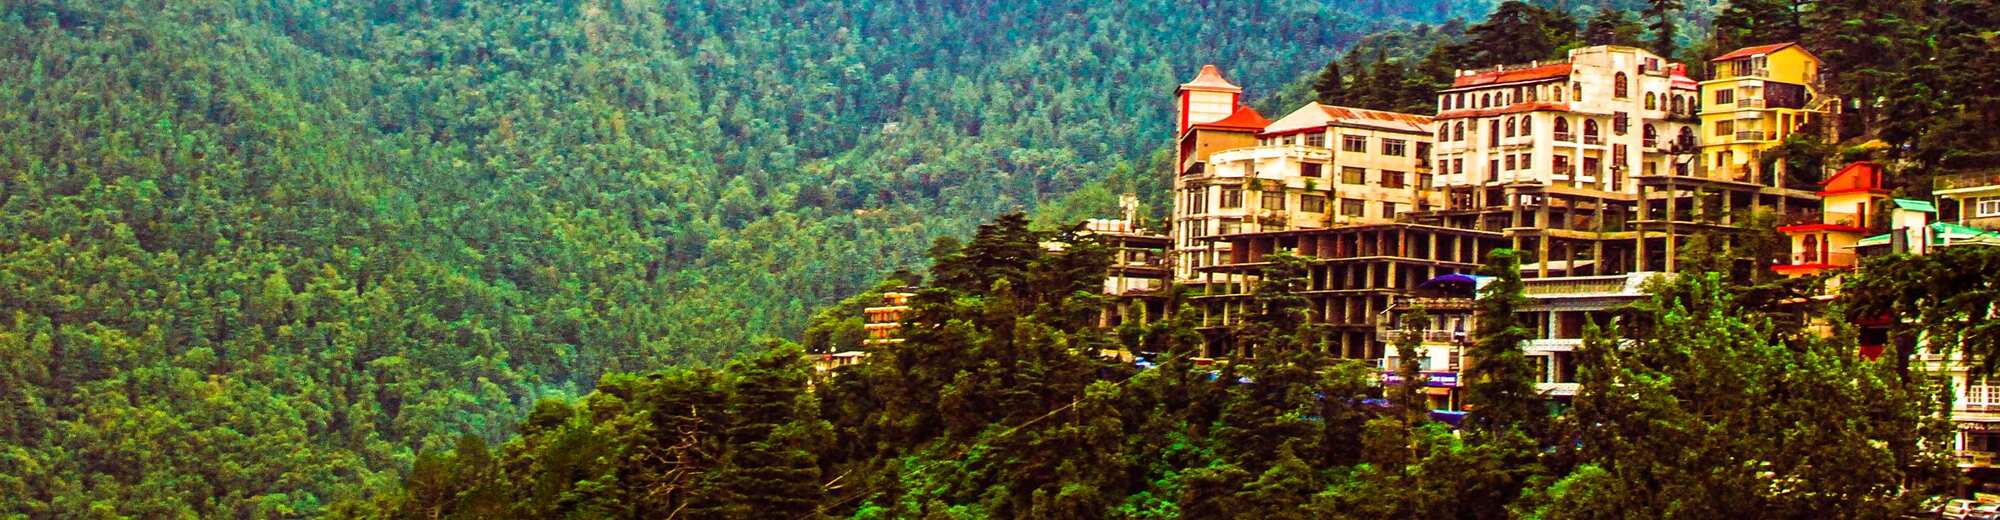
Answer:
(1454, 122, 1465, 141)
(1457, 93, 1467, 109)
(1802, 235, 1820, 262)
(1505, 117, 1517, 137)
(1646, 93, 1658, 110)
(1481, 93, 1492, 108)
(1521, 116, 1532, 135)
(1643, 124, 1658, 145)
(1614, 72, 1629, 98)
(1572, 81, 1583, 101)
(1672, 95, 1684, 114)
(1489, 120, 1500, 146)
(1438, 125, 1449, 141)
(1552, 85, 1564, 102)
(1677, 126, 1695, 148)
(1527, 88, 1538, 102)
(1584, 119, 1600, 141)
(1554, 117, 1571, 140)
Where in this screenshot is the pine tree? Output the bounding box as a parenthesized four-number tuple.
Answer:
(1583, 9, 1643, 47)
(1641, 0, 1683, 59)
(1312, 59, 1345, 106)
(708, 344, 831, 519)
(1463, 249, 1542, 435)
(1463, 1, 1580, 67)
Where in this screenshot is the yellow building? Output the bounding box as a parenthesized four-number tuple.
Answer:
(1698, 42, 1832, 185)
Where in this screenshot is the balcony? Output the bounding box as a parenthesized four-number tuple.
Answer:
(1209, 144, 1333, 166)
(1582, 135, 1604, 145)
(1554, 132, 1574, 142)
(1522, 276, 1633, 297)
(1736, 98, 1766, 109)
(1378, 329, 1466, 345)
(1735, 130, 1769, 141)
(1778, 211, 1864, 229)
(1642, 138, 1658, 149)
(1536, 382, 1581, 396)
(1935, 171, 2000, 192)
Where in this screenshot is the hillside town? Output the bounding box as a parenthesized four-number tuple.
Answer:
(822, 42, 2000, 500)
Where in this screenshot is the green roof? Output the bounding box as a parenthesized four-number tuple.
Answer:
(1856, 222, 2000, 247)
(1892, 199, 1938, 213)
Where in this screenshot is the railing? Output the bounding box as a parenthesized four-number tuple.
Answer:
(1736, 98, 1766, 109)
(1582, 135, 1604, 145)
(1379, 330, 1466, 344)
(1958, 402, 2000, 413)
(1960, 450, 1998, 467)
(1554, 132, 1574, 142)
(1522, 276, 1630, 296)
(1208, 144, 1333, 164)
(1778, 211, 1863, 228)
(1536, 382, 1581, 396)
(1524, 338, 1581, 352)
(1935, 171, 2000, 191)
(1642, 138, 1658, 149)
(1735, 130, 1768, 141)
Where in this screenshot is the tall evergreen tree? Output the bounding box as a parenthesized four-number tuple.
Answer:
(1463, 1, 1580, 67)
(1641, 0, 1683, 59)
(1583, 9, 1644, 47)
(1312, 59, 1345, 106)
(1464, 250, 1542, 435)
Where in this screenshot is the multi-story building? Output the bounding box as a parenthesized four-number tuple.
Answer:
(1933, 171, 2000, 231)
(1424, 45, 1706, 278)
(1697, 42, 1830, 186)
(1773, 161, 1899, 277)
(1171, 66, 1435, 284)
(862, 291, 915, 348)
(1080, 216, 1172, 328)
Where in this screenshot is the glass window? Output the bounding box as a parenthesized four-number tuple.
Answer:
(1341, 167, 1367, 184)
(1301, 162, 1323, 178)
(1382, 139, 1407, 157)
(1614, 72, 1629, 98)
(1301, 195, 1327, 213)
(1306, 132, 1327, 147)
(1342, 134, 1368, 152)
(1715, 89, 1734, 105)
(1221, 188, 1243, 208)
(1261, 191, 1285, 210)
(1382, 170, 1406, 188)
(1341, 199, 1365, 217)
(1978, 198, 2000, 217)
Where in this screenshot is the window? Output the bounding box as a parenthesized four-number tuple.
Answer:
(1672, 95, 1684, 114)
(1383, 201, 1401, 217)
(1521, 116, 1532, 135)
(1678, 127, 1696, 148)
(1261, 191, 1285, 210)
(1646, 92, 1657, 110)
(1341, 167, 1366, 184)
(1481, 93, 1491, 108)
(1715, 89, 1734, 105)
(1186, 188, 1208, 213)
(1554, 117, 1571, 140)
(1437, 126, 1449, 141)
(1801, 235, 1820, 263)
(1715, 119, 1735, 136)
(1281, 135, 1295, 145)
(1572, 81, 1583, 101)
(1489, 120, 1500, 146)
(1614, 72, 1629, 98)
(1505, 155, 1517, 170)
(1306, 132, 1326, 148)
(1553, 154, 1571, 174)
(1221, 188, 1243, 208)
(1419, 173, 1434, 189)
(1301, 195, 1327, 213)
(1978, 197, 2000, 217)
(1382, 170, 1406, 188)
(1301, 162, 1323, 178)
(1613, 144, 1628, 165)
(1382, 139, 1407, 157)
(1505, 117, 1517, 137)
(1583, 119, 1601, 142)
(1342, 134, 1367, 152)
(1341, 198, 1365, 217)
(1453, 122, 1465, 141)
(1613, 112, 1629, 135)
(1453, 159, 1464, 175)
(1552, 85, 1564, 101)
(1643, 124, 1658, 147)
(1219, 219, 1241, 235)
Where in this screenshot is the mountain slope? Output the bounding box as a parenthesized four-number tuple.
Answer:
(0, 0, 1481, 514)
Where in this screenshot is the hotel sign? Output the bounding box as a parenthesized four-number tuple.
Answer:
(1381, 371, 1460, 387)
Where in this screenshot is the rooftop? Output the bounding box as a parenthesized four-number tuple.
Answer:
(1711, 42, 1806, 62)
(1449, 62, 1572, 89)
(1179, 64, 1242, 93)
(1262, 102, 1433, 135)
(1190, 104, 1270, 132)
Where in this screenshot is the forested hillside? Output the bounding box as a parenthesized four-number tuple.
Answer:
(0, 0, 1490, 515)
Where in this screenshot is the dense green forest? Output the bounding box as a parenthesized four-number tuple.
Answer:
(9, 0, 2000, 516)
(0, 0, 1499, 515)
(352, 213, 1960, 518)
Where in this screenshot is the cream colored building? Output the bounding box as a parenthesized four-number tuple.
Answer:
(1171, 72, 1436, 283)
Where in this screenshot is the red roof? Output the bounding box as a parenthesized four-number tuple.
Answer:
(1450, 63, 1572, 89)
(1818, 161, 1888, 196)
(1433, 102, 1571, 121)
(1711, 42, 1799, 62)
(1191, 105, 1270, 132)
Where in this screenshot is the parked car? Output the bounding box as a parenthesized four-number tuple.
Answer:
(1971, 503, 2000, 520)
